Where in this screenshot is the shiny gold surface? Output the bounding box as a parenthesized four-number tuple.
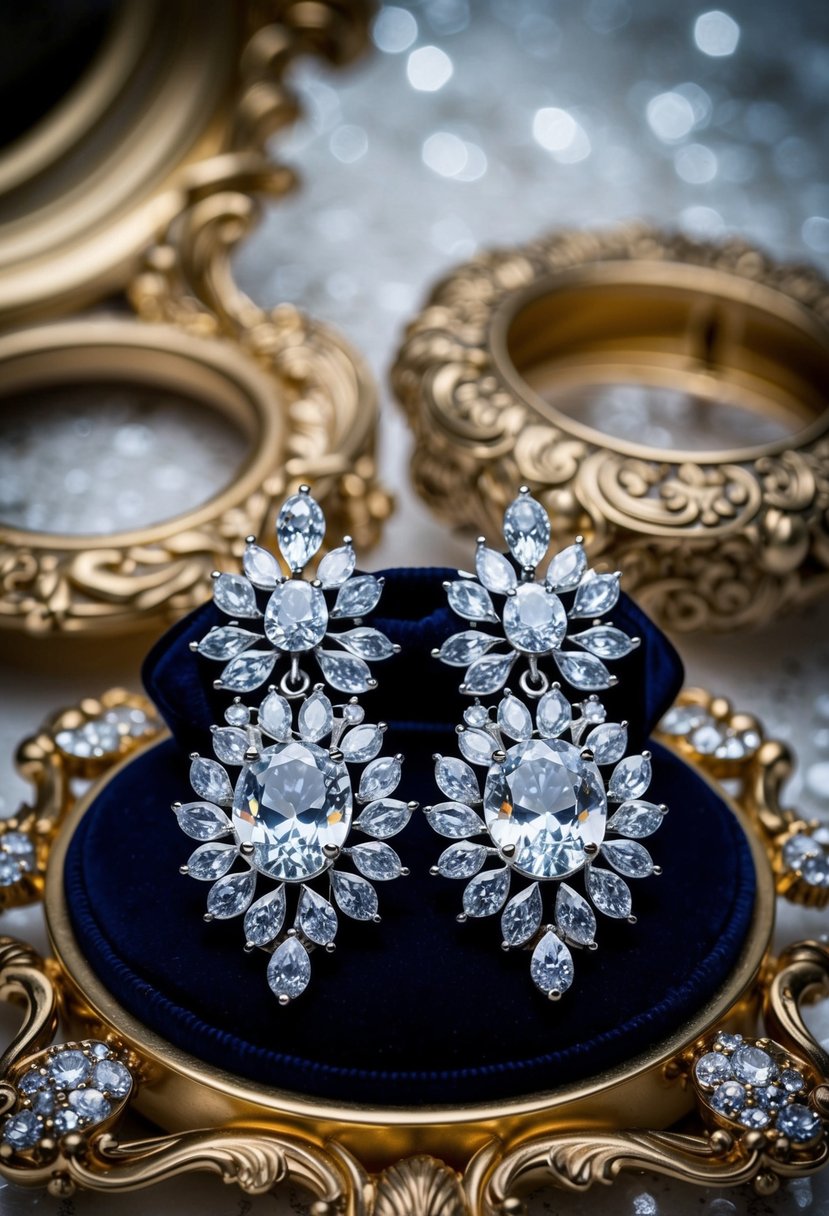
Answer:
(392, 225, 829, 631)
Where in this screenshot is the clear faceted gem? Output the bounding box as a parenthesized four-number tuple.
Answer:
(55, 719, 121, 758)
(186, 842, 238, 880)
(462, 652, 517, 695)
(503, 493, 550, 568)
(243, 543, 281, 588)
(438, 840, 487, 879)
(336, 627, 395, 661)
(331, 575, 383, 619)
(233, 743, 351, 881)
(475, 547, 517, 595)
(30, 1091, 54, 1116)
(554, 651, 612, 691)
(446, 579, 498, 622)
(175, 801, 231, 840)
(212, 726, 249, 765)
(608, 754, 652, 802)
(359, 756, 402, 802)
(244, 886, 286, 946)
(555, 883, 597, 945)
(659, 705, 708, 735)
(545, 542, 587, 592)
(265, 580, 328, 652)
(580, 697, 607, 724)
(439, 630, 500, 666)
(298, 690, 333, 742)
(68, 1088, 111, 1123)
(220, 651, 276, 693)
(18, 1069, 47, 1094)
(694, 1051, 734, 1089)
(501, 882, 542, 945)
(710, 1081, 746, 1117)
(537, 687, 571, 737)
(297, 886, 338, 945)
(586, 722, 628, 765)
(570, 625, 637, 659)
(586, 866, 632, 919)
(277, 492, 325, 571)
(92, 1059, 132, 1098)
(317, 544, 356, 588)
(754, 1084, 786, 1109)
(435, 756, 479, 803)
(198, 625, 262, 661)
(49, 1050, 91, 1090)
(3, 1109, 42, 1149)
(530, 931, 574, 996)
(340, 724, 383, 763)
(225, 701, 251, 727)
(258, 691, 292, 740)
(459, 727, 497, 766)
(355, 799, 413, 838)
(776, 1103, 821, 1143)
(351, 841, 403, 881)
(213, 573, 259, 618)
(691, 722, 726, 754)
(497, 694, 532, 742)
(463, 866, 510, 917)
(206, 869, 256, 918)
(88, 1042, 110, 1060)
(737, 1106, 770, 1130)
(190, 757, 233, 805)
(780, 1068, 806, 1094)
(464, 704, 490, 728)
(731, 1045, 778, 1087)
(316, 651, 373, 694)
(424, 802, 485, 838)
(570, 572, 620, 618)
(606, 801, 665, 839)
(503, 584, 566, 654)
(601, 839, 654, 878)
(714, 1032, 743, 1052)
(268, 937, 312, 1001)
(53, 1110, 79, 1135)
(484, 739, 606, 879)
(331, 870, 378, 920)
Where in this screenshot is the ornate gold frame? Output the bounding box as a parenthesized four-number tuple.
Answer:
(392, 225, 829, 632)
(0, 687, 826, 1207)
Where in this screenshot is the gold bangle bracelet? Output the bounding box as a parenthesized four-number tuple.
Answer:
(392, 225, 829, 633)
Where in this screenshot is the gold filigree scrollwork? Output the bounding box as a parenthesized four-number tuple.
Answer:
(392, 223, 829, 631)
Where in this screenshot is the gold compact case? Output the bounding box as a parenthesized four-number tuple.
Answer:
(392, 225, 829, 633)
(0, 0, 388, 643)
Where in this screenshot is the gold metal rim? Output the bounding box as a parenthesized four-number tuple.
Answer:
(43, 733, 775, 1157)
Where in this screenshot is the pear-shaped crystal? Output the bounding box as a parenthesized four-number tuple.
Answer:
(298, 690, 333, 742)
(503, 493, 550, 568)
(435, 756, 479, 802)
(331, 575, 382, 619)
(497, 693, 532, 742)
(297, 886, 338, 945)
(438, 630, 500, 667)
(340, 724, 383, 763)
(351, 841, 403, 881)
(475, 547, 517, 595)
(265, 580, 328, 652)
(530, 931, 574, 997)
(212, 727, 249, 765)
(197, 626, 262, 661)
(601, 839, 654, 878)
(424, 802, 485, 838)
(175, 801, 231, 840)
(462, 866, 510, 917)
(554, 883, 596, 945)
(458, 728, 497, 766)
(446, 579, 498, 622)
(317, 651, 373, 694)
(501, 883, 542, 946)
(570, 625, 637, 659)
(461, 652, 517, 695)
(359, 756, 402, 802)
(335, 627, 395, 660)
(267, 936, 312, 1001)
(277, 492, 325, 571)
(186, 842, 238, 880)
(355, 799, 412, 838)
(244, 885, 286, 946)
(536, 687, 571, 737)
(220, 651, 276, 693)
(586, 866, 632, 918)
(586, 722, 628, 765)
(570, 572, 620, 619)
(258, 691, 292, 740)
(243, 544, 281, 589)
(607, 800, 665, 838)
(608, 754, 652, 801)
(437, 840, 487, 879)
(214, 573, 260, 618)
(554, 651, 612, 691)
(190, 757, 233, 805)
(206, 868, 256, 918)
(317, 543, 355, 588)
(503, 584, 567, 653)
(331, 870, 378, 920)
(545, 542, 587, 592)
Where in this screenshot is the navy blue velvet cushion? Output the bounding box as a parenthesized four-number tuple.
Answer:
(64, 568, 757, 1106)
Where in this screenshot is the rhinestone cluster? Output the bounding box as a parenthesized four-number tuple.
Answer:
(0, 830, 36, 889)
(659, 703, 761, 762)
(55, 703, 159, 760)
(1, 1041, 133, 1153)
(693, 1033, 822, 1147)
(782, 826, 829, 893)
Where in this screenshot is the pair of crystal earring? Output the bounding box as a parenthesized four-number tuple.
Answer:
(174, 487, 667, 1004)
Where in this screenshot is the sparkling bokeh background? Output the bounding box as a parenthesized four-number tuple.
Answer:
(1, 1, 828, 1212)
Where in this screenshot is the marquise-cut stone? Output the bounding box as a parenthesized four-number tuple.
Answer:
(316, 651, 373, 694)
(606, 800, 665, 838)
(243, 544, 280, 588)
(212, 726, 250, 765)
(190, 757, 233, 805)
(351, 841, 403, 881)
(298, 690, 333, 742)
(244, 886, 286, 946)
(497, 694, 532, 742)
(332, 870, 378, 920)
(233, 743, 351, 881)
(503, 494, 550, 568)
(554, 651, 612, 691)
(258, 691, 292, 740)
(424, 802, 485, 838)
(601, 839, 654, 878)
(446, 579, 498, 622)
(277, 493, 325, 571)
(530, 931, 574, 996)
(461, 652, 516, 695)
(175, 801, 231, 840)
(463, 866, 510, 917)
(340, 724, 383, 763)
(331, 575, 382, 619)
(503, 584, 566, 653)
(213, 573, 259, 618)
(206, 869, 256, 918)
(438, 840, 487, 879)
(317, 544, 356, 588)
(536, 687, 571, 737)
(359, 756, 402, 802)
(336, 627, 395, 661)
(501, 882, 542, 945)
(475, 547, 517, 595)
(585, 866, 631, 918)
(198, 625, 262, 661)
(265, 580, 328, 652)
(570, 572, 620, 618)
(187, 842, 238, 880)
(608, 754, 652, 802)
(545, 543, 587, 592)
(484, 739, 606, 879)
(355, 799, 412, 838)
(220, 650, 276, 693)
(439, 630, 500, 667)
(586, 722, 628, 765)
(435, 756, 479, 803)
(458, 727, 497, 766)
(570, 625, 637, 659)
(554, 883, 597, 945)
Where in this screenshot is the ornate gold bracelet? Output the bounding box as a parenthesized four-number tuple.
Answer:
(392, 225, 829, 632)
(0, 687, 826, 1207)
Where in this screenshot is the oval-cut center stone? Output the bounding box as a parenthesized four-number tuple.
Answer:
(233, 742, 351, 881)
(484, 738, 606, 878)
(264, 579, 328, 652)
(503, 583, 566, 653)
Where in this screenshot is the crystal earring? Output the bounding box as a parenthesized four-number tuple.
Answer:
(426, 487, 667, 1000)
(174, 487, 413, 1004)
